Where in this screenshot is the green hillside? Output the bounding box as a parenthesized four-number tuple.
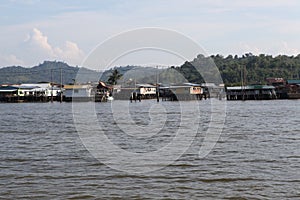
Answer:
(0, 61, 99, 84)
(177, 53, 300, 85)
(1, 53, 300, 85)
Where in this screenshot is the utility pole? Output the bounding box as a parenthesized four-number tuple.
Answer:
(244, 65, 247, 87)
(51, 69, 53, 103)
(60, 68, 63, 103)
(241, 66, 244, 100)
(156, 66, 159, 102)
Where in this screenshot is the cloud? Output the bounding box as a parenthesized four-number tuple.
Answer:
(25, 28, 54, 56)
(0, 54, 24, 66)
(1, 1, 300, 67)
(23, 28, 85, 66)
(54, 41, 85, 65)
(9, 0, 40, 5)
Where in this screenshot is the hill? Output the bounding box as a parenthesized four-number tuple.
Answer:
(1, 53, 300, 85)
(0, 61, 100, 84)
(177, 53, 300, 85)
(0, 62, 158, 85)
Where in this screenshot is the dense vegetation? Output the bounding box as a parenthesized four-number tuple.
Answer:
(177, 53, 300, 85)
(1, 53, 300, 85)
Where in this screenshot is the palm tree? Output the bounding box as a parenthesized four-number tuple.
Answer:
(107, 69, 122, 85)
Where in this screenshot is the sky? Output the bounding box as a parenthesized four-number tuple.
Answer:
(1, 0, 300, 68)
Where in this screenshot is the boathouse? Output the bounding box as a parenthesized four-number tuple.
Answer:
(266, 78, 288, 99)
(0, 83, 62, 102)
(136, 84, 157, 99)
(226, 85, 277, 100)
(95, 81, 111, 102)
(160, 83, 203, 101)
(63, 84, 93, 102)
(286, 80, 300, 99)
(0, 86, 19, 102)
(112, 84, 157, 100)
(24, 83, 61, 99)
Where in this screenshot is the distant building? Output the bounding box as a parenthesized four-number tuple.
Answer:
(226, 85, 276, 100)
(0, 86, 19, 102)
(266, 79, 300, 99)
(136, 84, 157, 99)
(63, 84, 93, 102)
(95, 81, 111, 102)
(286, 79, 300, 85)
(266, 78, 285, 86)
(200, 83, 225, 98)
(15, 83, 61, 99)
(286, 80, 300, 99)
(113, 84, 157, 100)
(0, 83, 62, 102)
(160, 83, 203, 101)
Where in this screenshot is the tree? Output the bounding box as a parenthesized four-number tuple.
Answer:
(107, 69, 122, 85)
(175, 53, 300, 85)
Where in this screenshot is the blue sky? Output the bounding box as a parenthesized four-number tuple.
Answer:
(1, 0, 300, 67)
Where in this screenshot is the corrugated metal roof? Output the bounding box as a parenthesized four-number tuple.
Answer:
(19, 83, 51, 88)
(183, 83, 201, 86)
(136, 84, 156, 88)
(201, 83, 216, 87)
(159, 83, 202, 89)
(18, 86, 39, 89)
(64, 85, 91, 89)
(227, 85, 275, 90)
(0, 86, 18, 92)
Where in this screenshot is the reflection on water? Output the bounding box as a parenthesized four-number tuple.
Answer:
(0, 100, 299, 199)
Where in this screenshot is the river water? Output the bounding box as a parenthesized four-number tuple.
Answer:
(0, 100, 299, 199)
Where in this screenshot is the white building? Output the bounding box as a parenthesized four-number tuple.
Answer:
(63, 84, 93, 101)
(136, 84, 157, 95)
(13, 83, 62, 98)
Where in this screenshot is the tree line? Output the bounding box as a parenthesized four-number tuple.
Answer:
(176, 53, 300, 86)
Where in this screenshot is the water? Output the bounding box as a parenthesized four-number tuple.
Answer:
(0, 100, 299, 199)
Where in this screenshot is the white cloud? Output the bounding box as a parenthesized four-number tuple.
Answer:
(1, 1, 300, 67)
(0, 28, 85, 67)
(25, 28, 54, 56)
(0, 54, 24, 66)
(22, 28, 85, 66)
(54, 41, 85, 65)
